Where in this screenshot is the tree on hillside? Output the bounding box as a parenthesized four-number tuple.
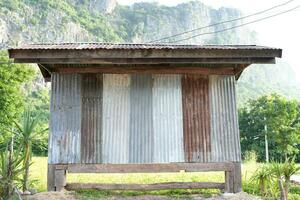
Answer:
(0, 51, 36, 134)
(239, 94, 300, 162)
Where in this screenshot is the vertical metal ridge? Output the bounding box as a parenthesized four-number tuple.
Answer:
(49, 73, 81, 164)
(152, 75, 184, 163)
(209, 75, 241, 162)
(129, 75, 154, 163)
(81, 74, 102, 163)
(182, 75, 211, 163)
(102, 74, 131, 164)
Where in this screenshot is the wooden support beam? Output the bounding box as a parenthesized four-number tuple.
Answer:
(233, 162, 242, 193)
(53, 66, 235, 75)
(225, 171, 234, 193)
(54, 169, 67, 191)
(66, 162, 235, 173)
(66, 182, 225, 191)
(13, 57, 276, 64)
(51, 163, 238, 193)
(47, 164, 55, 191)
(8, 48, 282, 60)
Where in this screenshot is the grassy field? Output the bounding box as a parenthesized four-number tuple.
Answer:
(30, 157, 300, 199)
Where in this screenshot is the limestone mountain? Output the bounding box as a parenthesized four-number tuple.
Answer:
(0, 0, 299, 104)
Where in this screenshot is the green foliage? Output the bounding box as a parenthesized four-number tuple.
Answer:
(268, 159, 300, 200)
(251, 164, 274, 197)
(239, 93, 300, 162)
(250, 159, 300, 200)
(13, 109, 48, 192)
(0, 51, 36, 135)
(244, 150, 258, 164)
(0, 139, 25, 199)
(25, 88, 50, 156)
(281, 158, 300, 181)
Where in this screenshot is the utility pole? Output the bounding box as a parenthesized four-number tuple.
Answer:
(264, 117, 269, 163)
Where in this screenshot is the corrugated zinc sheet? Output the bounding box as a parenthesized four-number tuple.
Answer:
(152, 75, 184, 163)
(182, 75, 211, 163)
(13, 43, 279, 50)
(129, 75, 154, 163)
(49, 73, 81, 164)
(209, 75, 241, 162)
(48, 73, 241, 164)
(81, 74, 103, 163)
(102, 74, 131, 163)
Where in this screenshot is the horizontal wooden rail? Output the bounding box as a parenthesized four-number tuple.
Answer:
(56, 162, 235, 173)
(49, 162, 241, 193)
(66, 182, 225, 191)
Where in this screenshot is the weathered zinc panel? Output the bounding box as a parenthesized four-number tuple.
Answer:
(49, 73, 81, 164)
(152, 75, 184, 163)
(129, 75, 154, 163)
(209, 75, 241, 162)
(102, 74, 131, 163)
(81, 74, 103, 163)
(182, 75, 211, 163)
(48, 73, 241, 164)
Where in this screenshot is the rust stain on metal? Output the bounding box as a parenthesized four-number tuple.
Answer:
(182, 75, 211, 162)
(81, 74, 103, 163)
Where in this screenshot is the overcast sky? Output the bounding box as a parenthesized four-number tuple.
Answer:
(117, 0, 300, 80)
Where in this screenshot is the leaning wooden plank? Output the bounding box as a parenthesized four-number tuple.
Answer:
(66, 182, 225, 191)
(67, 163, 234, 173)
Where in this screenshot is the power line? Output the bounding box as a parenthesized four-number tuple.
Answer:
(148, 0, 296, 43)
(169, 4, 300, 43)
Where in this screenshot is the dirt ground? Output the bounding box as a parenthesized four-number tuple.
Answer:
(23, 191, 261, 200)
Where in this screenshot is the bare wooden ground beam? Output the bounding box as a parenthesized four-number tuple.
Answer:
(66, 182, 225, 191)
(63, 162, 234, 173)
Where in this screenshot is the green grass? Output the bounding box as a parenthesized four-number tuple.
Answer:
(29, 157, 300, 199)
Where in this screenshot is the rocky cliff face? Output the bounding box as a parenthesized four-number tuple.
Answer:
(67, 0, 117, 14)
(0, 0, 254, 46)
(109, 1, 255, 44)
(0, 0, 298, 103)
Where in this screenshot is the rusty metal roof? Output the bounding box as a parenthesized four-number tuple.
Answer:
(10, 43, 280, 50)
(8, 43, 282, 82)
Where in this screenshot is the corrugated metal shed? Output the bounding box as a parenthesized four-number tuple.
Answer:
(8, 42, 281, 193)
(48, 73, 241, 164)
(209, 76, 241, 162)
(49, 73, 81, 164)
(129, 75, 154, 163)
(102, 74, 131, 164)
(182, 75, 211, 163)
(81, 74, 103, 163)
(152, 75, 184, 163)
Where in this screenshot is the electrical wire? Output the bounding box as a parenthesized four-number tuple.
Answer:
(168, 4, 300, 43)
(147, 0, 297, 43)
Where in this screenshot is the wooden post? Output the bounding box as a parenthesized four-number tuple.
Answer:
(224, 170, 234, 193)
(47, 164, 55, 191)
(233, 162, 242, 193)
(54, 168, 67, 191)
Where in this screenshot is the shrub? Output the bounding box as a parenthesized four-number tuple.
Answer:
(251, 158, 300, 200)
(244, 150, 258, 164)
(0, 137, 24, 199)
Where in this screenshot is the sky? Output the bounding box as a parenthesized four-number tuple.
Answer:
(117, 0, 300, 80)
